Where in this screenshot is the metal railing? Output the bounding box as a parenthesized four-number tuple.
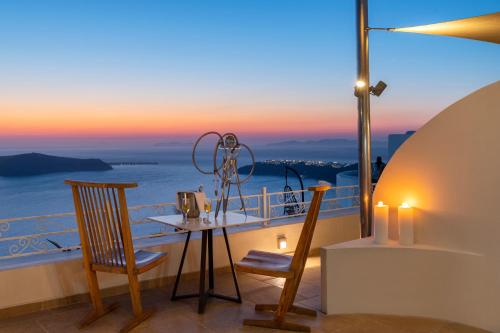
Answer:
(0, 185, 359, 261)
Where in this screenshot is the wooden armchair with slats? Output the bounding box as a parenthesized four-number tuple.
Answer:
(65, 180, 167, 333)
(235, 184, 331, 332)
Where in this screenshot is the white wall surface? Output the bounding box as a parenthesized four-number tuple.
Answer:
(0, 213, 360, 311)
(322, 81, 500, 332)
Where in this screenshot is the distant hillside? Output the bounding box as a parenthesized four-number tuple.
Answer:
(0, 153, 112, 177)
(267, 138, 355, 146)
(238, 160, 358, 184)
(267, 138, 386, 147)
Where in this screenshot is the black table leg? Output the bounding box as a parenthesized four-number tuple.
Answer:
(170, 227, 242, 313)
(198, 230, 208, 314)
(209, 228, 242, 303)
(171, 231, 192, 301)
(208, 229, 214, 291)
(223, 227, 242, 302)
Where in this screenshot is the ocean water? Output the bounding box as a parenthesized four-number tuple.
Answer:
(0, 143, 384, 258)
(0, 144, 368, 219)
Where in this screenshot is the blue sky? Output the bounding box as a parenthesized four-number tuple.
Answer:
(0, 0, 498, 144)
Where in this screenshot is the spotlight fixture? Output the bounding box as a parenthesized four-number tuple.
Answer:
(277, 234, 287, 250)
(370, 80, 387, 97)
(354, 80, 367, 97)
(355, 80, 366, 88)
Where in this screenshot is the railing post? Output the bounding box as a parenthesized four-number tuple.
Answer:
(261, 187, 268, 220)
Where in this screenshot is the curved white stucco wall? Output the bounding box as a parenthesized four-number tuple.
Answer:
(375, 81, 500, 252)
(372, 81, 500, 330)
(322, 81, 500, 332)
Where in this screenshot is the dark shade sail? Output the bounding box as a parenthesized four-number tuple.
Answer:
(393, 12, 500, 44)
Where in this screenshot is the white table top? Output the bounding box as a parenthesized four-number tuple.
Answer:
(147, 212, 268, 231)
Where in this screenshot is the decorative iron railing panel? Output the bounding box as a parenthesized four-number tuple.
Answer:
(0, 185, 359, 261)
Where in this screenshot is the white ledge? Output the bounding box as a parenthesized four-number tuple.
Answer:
(322, 236, 482, 257)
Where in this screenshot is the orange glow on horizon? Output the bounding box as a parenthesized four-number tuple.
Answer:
(0, 99, 423, 139)
(0, 101, 360, 138)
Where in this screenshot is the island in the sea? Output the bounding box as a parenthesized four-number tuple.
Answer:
(238, 160, 357, 184)
(0, 153, 112, 177)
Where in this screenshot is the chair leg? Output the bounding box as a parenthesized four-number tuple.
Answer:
(79, 303, 119, 328)
(243, 319, 311, 332)
(128, 272, 143, 317)
(79, 269, 119, 328)
(120, 308, 155, 333)
(243, 279, 314, 332)
(120, 272, 155, 333)
(255, 304, 317, 317)
(289, 305, 317, 317)
(255, 303, 278, 312)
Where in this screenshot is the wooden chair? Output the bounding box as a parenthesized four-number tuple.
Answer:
(235, 184, 331, 332)
(65, 180, 168, 333)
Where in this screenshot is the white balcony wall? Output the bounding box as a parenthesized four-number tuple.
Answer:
(0, 213, 359, 313)
(322, 81, 500, 332)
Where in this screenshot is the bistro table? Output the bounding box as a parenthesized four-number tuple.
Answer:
(148, 212, 268, 313)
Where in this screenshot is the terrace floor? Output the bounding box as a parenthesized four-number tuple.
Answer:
(0, 256, 490, 333)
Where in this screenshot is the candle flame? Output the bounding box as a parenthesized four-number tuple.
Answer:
(401, 202, 411, 208)
(376, 201, 385, 207)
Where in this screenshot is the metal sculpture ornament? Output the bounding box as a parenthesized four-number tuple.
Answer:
(192, 132, 255, 217)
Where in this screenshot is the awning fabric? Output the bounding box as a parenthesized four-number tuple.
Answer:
(392, 12, 500, 44)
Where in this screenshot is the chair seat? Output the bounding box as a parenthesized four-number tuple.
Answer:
(235, 250, 294, 278)
(92, 250, 167, 274)
(134, 250, 167, 270)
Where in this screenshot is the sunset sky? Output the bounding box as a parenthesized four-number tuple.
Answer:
(0, 0, 498, 145)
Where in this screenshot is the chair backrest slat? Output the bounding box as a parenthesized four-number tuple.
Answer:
(96, 187, 115, 265)
(88, 187, 109, 265)
(66, 180, 138, 269)
(80, 186, 104, 264)
(105, 188, 123, 267)
(109, 187, 126, 267)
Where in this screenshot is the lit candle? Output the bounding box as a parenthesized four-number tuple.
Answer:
(398, 202, 414, 246)
(373, 201, 389, 244)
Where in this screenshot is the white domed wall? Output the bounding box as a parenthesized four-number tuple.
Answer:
(322, 81, 500, 332)
(374, 81, 500, 254)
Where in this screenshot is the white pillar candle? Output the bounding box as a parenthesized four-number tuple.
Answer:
(398, 202, 414, 246)
(373, 201, 389, 244)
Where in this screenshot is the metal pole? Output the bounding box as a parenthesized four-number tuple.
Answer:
(356, 0, 373, 237)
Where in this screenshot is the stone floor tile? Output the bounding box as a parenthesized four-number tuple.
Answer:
(297, 281, 321, 298)
(438, 322, 492, 333)
(0, 319, 45, 333)
(296, 295, 321, 311)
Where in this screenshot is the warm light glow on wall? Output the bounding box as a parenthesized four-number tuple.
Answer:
(398, 202, 414, 246)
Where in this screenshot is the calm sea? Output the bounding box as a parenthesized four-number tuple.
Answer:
(0, 143, 386, 219)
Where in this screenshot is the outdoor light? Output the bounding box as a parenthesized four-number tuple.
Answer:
(398, 202, 414, 246)
(354, 80, 367, 97)
(373, 201, 389, 244)
(355, 80, 366, 88)
(277, 235, 288, 250)
(370, 80, 387, 97)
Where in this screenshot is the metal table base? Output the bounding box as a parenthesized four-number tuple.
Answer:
(171, 228, 242, 313)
